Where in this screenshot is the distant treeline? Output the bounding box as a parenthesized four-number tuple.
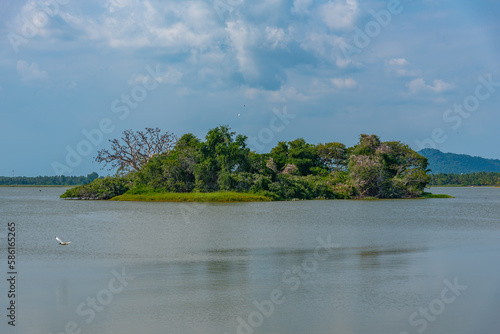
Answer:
(0, 172, 99, 186)
(429, 172, 500, 186)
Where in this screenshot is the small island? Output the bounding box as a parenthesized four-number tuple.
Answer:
(61, 126, 442, 202)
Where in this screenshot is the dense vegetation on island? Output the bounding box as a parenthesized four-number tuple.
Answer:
(61, 126, 431, 201)
(429, 172, 500, 186)
(419, 148, 500, 174)
(0, 173, 99, 186)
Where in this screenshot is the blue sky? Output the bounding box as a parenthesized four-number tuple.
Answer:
(1, 0, 499, 176)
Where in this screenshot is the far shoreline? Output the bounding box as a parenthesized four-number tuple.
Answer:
(0, 185, 72, 187)
(427, 185, 500, 188)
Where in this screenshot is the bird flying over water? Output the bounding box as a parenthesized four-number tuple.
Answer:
(55, 237, 71, 245)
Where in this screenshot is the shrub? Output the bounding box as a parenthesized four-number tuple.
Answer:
(60, 177, 130, 200)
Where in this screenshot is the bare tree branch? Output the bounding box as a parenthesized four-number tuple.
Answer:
(95, 128, 177, 172)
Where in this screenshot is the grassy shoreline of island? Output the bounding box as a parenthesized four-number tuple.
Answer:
(111, 191, 273, 202)
(421, 192, 454, 199)
(106, 190, 453, 202)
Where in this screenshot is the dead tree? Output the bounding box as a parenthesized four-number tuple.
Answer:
(95, 128, 177, 172)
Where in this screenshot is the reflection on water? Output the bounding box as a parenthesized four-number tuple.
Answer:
(358, 247, 427, 257)
(0, 187, 500, 334)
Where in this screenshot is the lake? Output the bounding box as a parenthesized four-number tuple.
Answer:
(1, 187, 499, 334)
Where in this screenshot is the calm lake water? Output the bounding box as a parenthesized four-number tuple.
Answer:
(1, 187, 500, 334)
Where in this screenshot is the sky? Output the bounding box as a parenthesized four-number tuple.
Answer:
(0, 0, 499, 177)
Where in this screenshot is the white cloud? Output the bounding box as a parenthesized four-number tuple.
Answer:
(336, 58, 352, 68)
(388, 58, 409, 66)
(106, 0, 137, 12)
(428, 79, 455, 93)
(386, 59, 452, 94)
(128, 67, 183, 86)
(300, 32, 348, 65)
(249, 0, 284, 17)
(264, 26, 289, 49)
(226, 20, 260, 81)
(269, 86, 310, 102)
(9, 0, 57, 39)
(319, 0, 358, 30)
(331, 77, 357, 89)
(408, 78, 454, 94)
(60, 0, 220, 50)
(408, 78, 427, 93)
(16, 60, 48, 83)
(386, 58, 420, 77)
(292, 0, 313, 14)
(299, 32, 329, 58)
(395, 68, 421, 77)
(155, 68, 183, 85)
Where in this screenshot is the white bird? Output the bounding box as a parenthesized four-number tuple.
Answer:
(55, 237, 71, 245)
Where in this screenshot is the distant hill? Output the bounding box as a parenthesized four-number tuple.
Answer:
(418, 149, 500, 174)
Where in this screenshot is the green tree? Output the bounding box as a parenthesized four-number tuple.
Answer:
(60, 177, 130, 200)
(352, 134, 381, 156)
(348, 154, 385, 197)
(316, 142, 348, 171)
(348, 135, 429, 198)
(270, 141, 289, 171)
(194, 125, 251, 191)
(287, 138, 320, 175)
(269, 139, 320, 175)
(202, 125, 250, 172)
